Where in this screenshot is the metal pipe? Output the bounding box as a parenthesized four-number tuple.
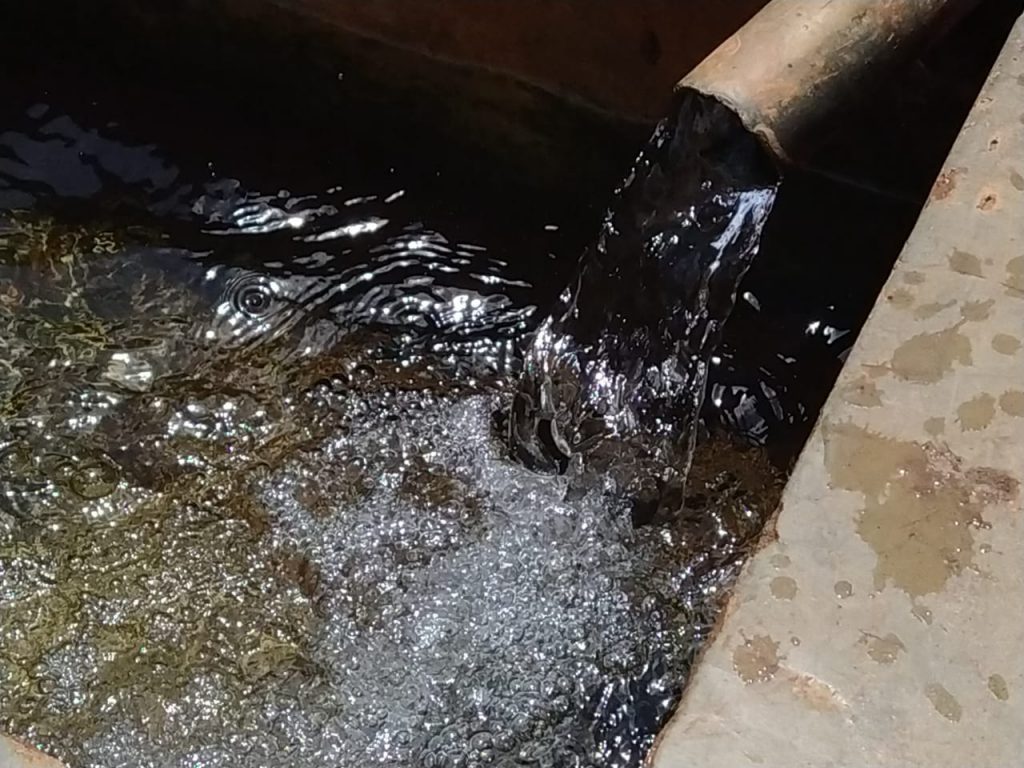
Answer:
(679, 0, 975, 164)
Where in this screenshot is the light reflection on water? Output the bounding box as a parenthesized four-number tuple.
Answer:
(0, 79, 811, 768)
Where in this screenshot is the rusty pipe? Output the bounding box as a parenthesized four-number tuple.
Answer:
(679, 0, 976, 164)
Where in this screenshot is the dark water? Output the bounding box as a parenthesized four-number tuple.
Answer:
(510, 90, 778, 523)
(0, 23, 935, 768)
(3, 4, 1012, 764)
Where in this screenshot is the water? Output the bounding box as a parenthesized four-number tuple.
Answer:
(0, 101, 553, 375)
(0, 61, 790, 768)
(0, 1, 1004, 759)
(510, 90, 779, 523)
(0, 378, 776, 768)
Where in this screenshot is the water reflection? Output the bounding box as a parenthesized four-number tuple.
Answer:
(0, 99, 551, 377)
(0, 78, 849, 768)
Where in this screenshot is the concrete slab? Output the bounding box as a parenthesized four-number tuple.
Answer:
(653, 12, 1024, 768)
(0, 735, 63, 768)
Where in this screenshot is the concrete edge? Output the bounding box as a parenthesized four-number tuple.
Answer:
(653, 10, 1024, 768)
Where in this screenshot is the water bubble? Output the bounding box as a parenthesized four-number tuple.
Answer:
(1, 90, 780, 768)
(69, 460, 120, 499)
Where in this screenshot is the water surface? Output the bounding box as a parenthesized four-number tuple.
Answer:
(0, 63, 786, 768)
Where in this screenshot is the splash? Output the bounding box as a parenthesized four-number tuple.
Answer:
(510, 90, 779, 521)
(0, 73, 785, 768)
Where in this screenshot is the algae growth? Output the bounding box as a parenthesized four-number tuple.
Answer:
(0, 209, 783, 768)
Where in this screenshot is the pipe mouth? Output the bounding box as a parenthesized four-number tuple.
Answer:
(677, 0, 968, 167)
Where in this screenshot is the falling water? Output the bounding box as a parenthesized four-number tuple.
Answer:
(510, 89, 780, 524)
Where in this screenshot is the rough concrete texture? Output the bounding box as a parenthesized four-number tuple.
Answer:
(653, 13, 1024, 768)
(0, 735, 64, 768)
